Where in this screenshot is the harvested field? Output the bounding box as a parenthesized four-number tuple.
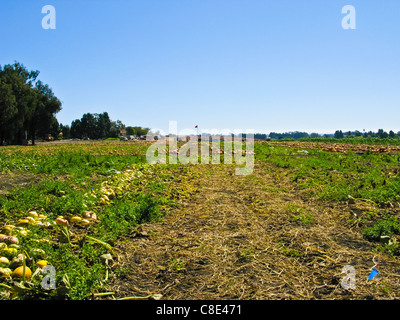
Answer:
(1, 140, 400, 300)
(108, 161, 400, 300)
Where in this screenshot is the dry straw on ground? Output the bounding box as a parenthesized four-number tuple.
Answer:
(107, 162, 400, 300)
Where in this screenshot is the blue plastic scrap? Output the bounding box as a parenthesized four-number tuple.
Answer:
(368, 268, 379, 280)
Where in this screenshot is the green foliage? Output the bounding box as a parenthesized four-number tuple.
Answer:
(362, 217, 400, 242)
(268, 131, 309, 140)
(374, 241, 400, 257)
(334, 130, 344, 139)
(70, 112, 114, 140)
(97, 194, 162, 241)
(0, 62, 61, 145)
(255, 143, 400, 205)
(239, 248, 254, 261)
(292, 212, 313, 225)
(169, 258, 185, 271)
(126, 126, 150, 137)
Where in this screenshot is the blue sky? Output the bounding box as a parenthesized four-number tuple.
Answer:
(0, 0, 399, 134)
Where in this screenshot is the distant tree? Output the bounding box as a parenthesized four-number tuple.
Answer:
(364, 130, 375, 138)
(26, 80, 62, 145)
(377, 129, 388, 139)
(268, 131, 309, 140)
(292, 131, 309, 139)
(334, 130, 344, 139)
(96, 112, 112, 139)
(0, 80, 17, 145)
(132, 126, 149, 137)
(389, 130, 395, 138)
(109, 120, 126, 138)
(69, 112, 114, 139)
(80, 113, 97, 139)
(47, 118, 60, 140)
(126, 126, 136, 136)
(268, 132, 279, 140)
(254, 133, 267, 140)
(70, 119, 83, 139)
(344, 131, 352, 138)
(59, 123, 71, 139)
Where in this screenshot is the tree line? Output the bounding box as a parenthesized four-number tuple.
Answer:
(251, 130, 400, 140)
(333, 129, 399, 139)
(0, 62, 62, 145)
(0, 61, 150, 145)
(59, 113, 150, 140)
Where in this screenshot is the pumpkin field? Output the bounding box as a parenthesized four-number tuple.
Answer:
(1, 139, 400, 300)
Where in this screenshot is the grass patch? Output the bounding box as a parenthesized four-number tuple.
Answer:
(362, 216, 400, 242)
(255, 142, 400, 205)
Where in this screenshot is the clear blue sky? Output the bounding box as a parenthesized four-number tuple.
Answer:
(1, 0, 399, 134)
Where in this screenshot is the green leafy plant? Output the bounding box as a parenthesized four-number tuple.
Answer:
(239, 248, 254, 261)
(169, 258, 185, 271)
(362, 217, 400, 242)
(292, 213, 314, 225)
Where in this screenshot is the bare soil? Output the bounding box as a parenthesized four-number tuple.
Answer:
(107, 161, 400, 300)
(0, 172, 43, 195)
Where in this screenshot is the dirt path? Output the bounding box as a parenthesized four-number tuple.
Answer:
(108, 162, 400, 300)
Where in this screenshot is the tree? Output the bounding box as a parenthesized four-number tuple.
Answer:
(345, 131, 352, 138)
(109, 120, 125, 138)
(132, 126, 150, 137)
(254, 133, 267, 140)
(70, 119, 83, 139)
(126, 126, 136, 136)
(69, 113, 127, 139)
(59, 123, 71, 139)
(0, 62, 39, 144)
(26, 80, 62, 145)
(377, 129, 388, 139)
(0, 80, 17, 145)
(389, 130, 395, 138)
(334, 130, 344, 139)
(0, 62, 61, 145)
(80, 113, 97, 139)
(96, 112, 112, 139)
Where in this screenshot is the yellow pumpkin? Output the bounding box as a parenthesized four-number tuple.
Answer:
(80, 219, 91, 226)
(70, 216, 82, 223)
(11, 266, 32, 279)
(28, 211, 39, 218)
(55, 217, 69, 226)
(36, 260, 48, 268)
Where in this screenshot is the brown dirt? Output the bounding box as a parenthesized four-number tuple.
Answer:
(107, 161, 400, 300)
(0, 172, 44, 195)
